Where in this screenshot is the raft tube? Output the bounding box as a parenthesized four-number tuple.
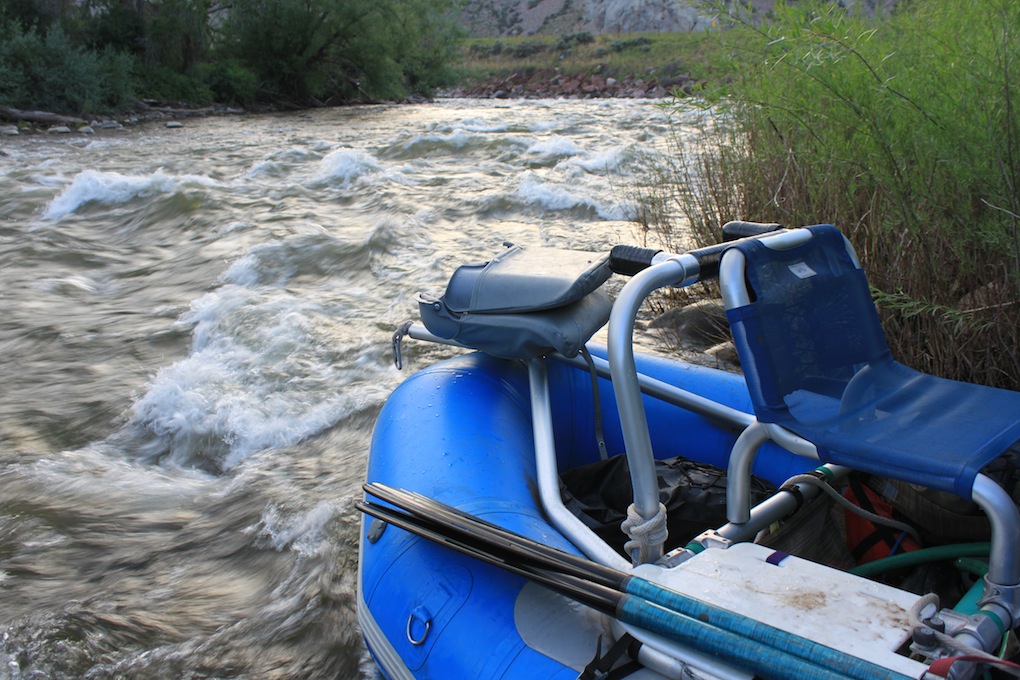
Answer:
(359, 348, 812, 678)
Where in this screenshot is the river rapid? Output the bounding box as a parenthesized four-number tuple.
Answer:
(0, 98, 690, 678)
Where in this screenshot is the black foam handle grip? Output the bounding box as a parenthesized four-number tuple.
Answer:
(687, 242, 730, 280)
(695, 223, 784, 279)
(722, 221, 782, 241)
(609, 245, 661, 276)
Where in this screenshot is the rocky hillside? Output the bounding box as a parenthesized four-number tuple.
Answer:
(458, 0, 896, 37)
(459, 0, 710, 37)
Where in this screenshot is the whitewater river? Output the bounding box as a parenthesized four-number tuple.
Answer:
(0, 98, 691, 678)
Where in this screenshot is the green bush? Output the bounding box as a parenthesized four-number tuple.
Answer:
(0, 18, 137, 113)
(136, 65, 212, 104)
(652, 1, 1020, 386)
(555, 32, 595, 51)
(610, 36, 652, 52)
(2, 0, 463, 113)
(195, 59, 258, 106)
(0, 16, 32, 105)
(506, 41, 549, 59)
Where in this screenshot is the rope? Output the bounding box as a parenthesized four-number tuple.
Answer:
(622, 502, 668, 565)
(579, 345, 608, 460)
(783, 473, 922, 545)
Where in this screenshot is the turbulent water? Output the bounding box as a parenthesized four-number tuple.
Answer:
(0, 98, 687, 678)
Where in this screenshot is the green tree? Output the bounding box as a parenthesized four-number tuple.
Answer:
(388, 0, 464, 93)
(5, 0, 59, 31)
(0, 0, 463, 113)
(143, 0, 209, 71)
(219, 0, 461, 104)
(83, 1, 145, 54)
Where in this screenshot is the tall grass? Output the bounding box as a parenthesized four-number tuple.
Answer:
(649, 1, 1020, 388)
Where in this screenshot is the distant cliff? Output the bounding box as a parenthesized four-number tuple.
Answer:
(458, 0, 710, 37)
(457, 0, 896, 37)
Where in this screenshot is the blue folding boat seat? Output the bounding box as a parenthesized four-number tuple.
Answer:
(718, 225, 1020, 616)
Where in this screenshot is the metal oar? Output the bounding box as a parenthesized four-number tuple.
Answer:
(362, 482, 914, 680)
(358, 498, 857, 680)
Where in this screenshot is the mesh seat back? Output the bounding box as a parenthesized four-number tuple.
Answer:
(724, 225, 891, 426)
(723, 224, 1020, 498)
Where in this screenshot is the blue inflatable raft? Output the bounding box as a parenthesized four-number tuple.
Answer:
(358, 225, 1020, 680)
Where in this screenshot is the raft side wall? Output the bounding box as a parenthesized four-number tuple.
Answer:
(362, 353, 582, 678)
(360, 349, 815, 677)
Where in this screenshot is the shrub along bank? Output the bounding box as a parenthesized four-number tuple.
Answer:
(645, 0, 1020, 388)
(0, 0, 462, 117)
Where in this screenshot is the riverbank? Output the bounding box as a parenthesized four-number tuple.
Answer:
(0, 31, 722, 134)
(449, 31, 724, 99)
(440, 65, 699, 99)
(0, 101, 250, 137)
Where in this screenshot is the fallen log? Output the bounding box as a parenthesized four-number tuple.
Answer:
(0, 106, 86, 126)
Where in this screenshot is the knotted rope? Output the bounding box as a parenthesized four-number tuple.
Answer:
(622, 501, 668, 565)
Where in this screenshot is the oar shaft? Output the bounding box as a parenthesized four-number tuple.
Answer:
(364, 482, 623, 585)
(619, 596, 853, 680)
(358, 500, 620, 612)
(359, 500, 856, 680)
(362, 484, 913, 680)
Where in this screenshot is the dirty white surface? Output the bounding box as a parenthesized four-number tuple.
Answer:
(635, 542, 929, 677)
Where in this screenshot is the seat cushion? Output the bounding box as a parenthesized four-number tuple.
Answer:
(786, 360, 1020, 498)
(724, 224, 1020, 498)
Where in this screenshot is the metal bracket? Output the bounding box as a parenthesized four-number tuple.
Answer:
(977, 578, 1020, 630)
(689, 529, 733, 553)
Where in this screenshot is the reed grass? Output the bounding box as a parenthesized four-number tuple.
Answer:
(646, 1, 1020, 388)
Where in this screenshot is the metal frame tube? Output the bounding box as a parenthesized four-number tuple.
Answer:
(972, 474, 1020, 587)
(607, 254, 698, 525)
(725, 421, 769, 524)
(715, 465, 850, 544)
(552, 351, 754, 432)
(972, 473, 1020, 602)
(528, 359, 631, 571)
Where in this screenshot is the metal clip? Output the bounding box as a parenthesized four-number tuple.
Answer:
(392, 321, 413, 370)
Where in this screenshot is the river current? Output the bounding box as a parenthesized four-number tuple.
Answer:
(0, 98, 690, 678)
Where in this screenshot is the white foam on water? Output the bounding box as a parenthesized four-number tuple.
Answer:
(396, 129, 477, 152)
(312, 148, 384, 188)
(248, 147, 325, 179)
(129, 282, 384, 471)
(527, 120, 559, 132)
(560, 147, 632, 174)
(246, 161, 285, 179)
(219, 251, 265, 288)
(515, 172, 637, 221)
(246, 500, 342, 556)
(29, 274, 108, 296)
(451, 119, 511, 133)
(41, 169, 218, 221)
(382, 128, 530, 160)
(267, 147, 321, 163)
(526, 136, 582, 160)
(29, 173, 68, 188)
